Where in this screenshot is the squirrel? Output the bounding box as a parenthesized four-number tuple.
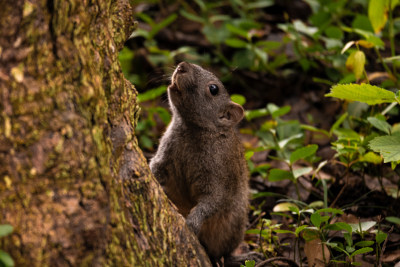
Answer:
(149, 62, 251, 265)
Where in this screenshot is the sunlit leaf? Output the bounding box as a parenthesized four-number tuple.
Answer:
(349, 221, 376, 233)
(369, 135, 400, 162)
(272, 202, 298, 212)
(346, 51, 366, 80)
(231, 94, 246, 105)
(293, 167, 313, 179)
(359, 151, 383, 164)
(325, 83, 396, 105)
(368, 0, 388, 34)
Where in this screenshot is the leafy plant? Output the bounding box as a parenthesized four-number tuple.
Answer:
(0, 224, 14, 267)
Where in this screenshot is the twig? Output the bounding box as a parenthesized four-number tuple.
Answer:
(378, 226, 394, 267)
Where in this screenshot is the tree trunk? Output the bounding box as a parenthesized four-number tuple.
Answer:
(0, 0, 211, 266)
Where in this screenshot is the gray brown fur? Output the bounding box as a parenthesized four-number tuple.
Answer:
(149, 62, 249, 261)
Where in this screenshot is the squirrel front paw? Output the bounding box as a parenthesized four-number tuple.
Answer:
(186, 216, 201, 235)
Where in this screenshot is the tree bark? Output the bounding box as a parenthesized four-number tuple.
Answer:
(0, 0, 211, 266)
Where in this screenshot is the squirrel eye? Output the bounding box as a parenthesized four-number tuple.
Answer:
(209, 84, 219, 96)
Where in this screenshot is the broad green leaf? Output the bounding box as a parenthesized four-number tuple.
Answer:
(369, 135, 400, 162)
(311, 213, 322, 228)
(271, 105, 291, 119)
(295, 225, 309, 236)
(350, 247, 373, 257)
(346, 51, 366, 79)
(244, 260, 256, 267)
(231, 94, 246, 105)
(355, 240, 374, 247)
(367, 117, 392, 134)
(0, 225, 13, 237)
(376, 231, 388, 245)
(226, 24, 249, 39)
(272, 202, 298, 212)
(293, 167, 313, 179)
(325, 84, 396, 105)
(245, 108, 269, 121)
(244, 151, 254, 161)
(0, 250, 14, 267)
(225, 38, 248, 48)
(368, 0, 387, 33)
(278, 133, 303, 149)
(386, 216, 400, 225)
(359, 151, 383, 164)
(335, 222, 353, 233)
(268, 169, 294, 181)
(290, 144, 318, 164)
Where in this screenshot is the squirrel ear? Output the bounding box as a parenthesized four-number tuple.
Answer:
(220, 102, 244, 127)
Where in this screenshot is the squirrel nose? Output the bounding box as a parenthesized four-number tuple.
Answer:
(177, 62, 188, 73)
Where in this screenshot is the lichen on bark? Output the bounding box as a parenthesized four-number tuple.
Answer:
(0, 0, 210, 266)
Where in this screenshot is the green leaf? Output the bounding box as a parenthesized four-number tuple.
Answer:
(369, 135, 400, 162)
(350, 247, 373, 257)
(368, 0, 388, 34)
(325, 84, 396, 105)
(367, 117, 392, 134)
(295, 225, 309, 236)
(245, 108, 269, 121)
(335, 222, 353, 233)
(355, 240, 374, 247)
(330, 112, 348, 135)
(386, 216, 400, 225)
(138, 86, 167, 102)
(0, 225, 13, 237)
(346, 51, 366, 80)
(179, 9, 205, 23)
(311, 213, 322, 228)
(231, 94, 246, 105)
(359, 151, 383, 164)
(225, 38, 248, 48)
(268, 104, 291, 119)
(226, 24, 249, 39)
(376, 231, 388, 245)
(0, 250, 14, 267)
(268, 169, 294, 182)
(273, 229, 295, 234)
(244, 259, 256, 267)
(290, 144, 318, 164)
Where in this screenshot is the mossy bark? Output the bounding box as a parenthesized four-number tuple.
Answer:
(0, 0, 211, 266)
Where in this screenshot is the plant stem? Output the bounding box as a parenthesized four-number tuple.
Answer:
(388, 0, 397, 76)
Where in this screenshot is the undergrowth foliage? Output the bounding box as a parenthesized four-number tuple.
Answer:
(121, 0, 400, 265)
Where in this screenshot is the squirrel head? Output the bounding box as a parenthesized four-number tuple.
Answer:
(168, 62, 244, 130)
